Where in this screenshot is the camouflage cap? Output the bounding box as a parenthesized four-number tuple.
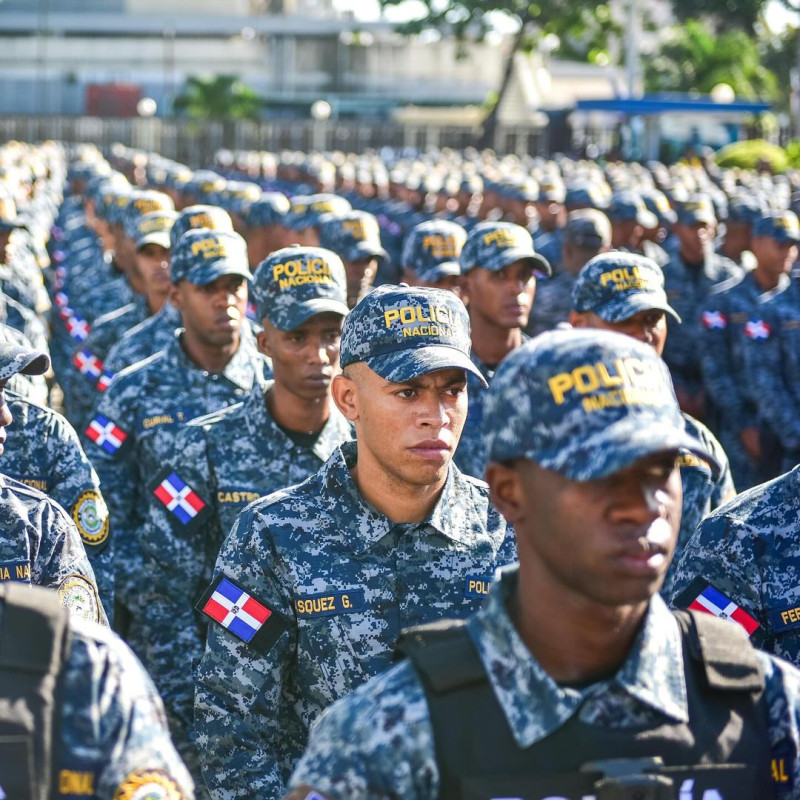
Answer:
(641, 188, 677, 226)
(253, 245, 349, 330)
(676, 194, 716, 226)
(460, 221, 552, 277)
(537, 180, 566, 204)
(318, 210, 389, 263)
(727, 193, 763, 225)
(572, 252, 680, 323)
(0, 341, 49, 381)
(169, 205, 234, 249)
(170, 229, 251, 286)
(563, 209, 611, 250)
(483, 328, 714, 480)
(135, 210, 177, 250)
(565, 182, 608, 210)
(402, 219, 467, 281)
(244, 193, 291, 228)
(122, 190, 175, 238)
(752, 211, 800, 244)
(340, 284, 486, 386)
(286, 194, 352, 231)
(606, 191, 658, 229)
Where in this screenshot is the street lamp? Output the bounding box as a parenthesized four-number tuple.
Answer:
(310, 100, 332, 152)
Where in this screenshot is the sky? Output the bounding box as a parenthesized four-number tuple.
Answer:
(333, 0, 799, 33)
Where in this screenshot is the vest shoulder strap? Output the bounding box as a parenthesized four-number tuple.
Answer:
(394, 620, 484, 693)
(673, 610, 764, 692)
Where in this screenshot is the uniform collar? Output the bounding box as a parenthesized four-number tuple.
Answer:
(321, 441, 477, 554)
(171, 326, 264, 392)
(245, 382, 353, 463)
(467, 567, 689, 749)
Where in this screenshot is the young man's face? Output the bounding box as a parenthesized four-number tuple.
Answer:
(170, 274, 248, 349)
(489, 451, 682, 607)
(135, 243, 171, 298)
(333, 364, 467, 490)
(344, 257, 378, 309)
(462, 259, 536, 330)
(751, 236, 798, 282)
(676, 221, 715, 264)
(570, 308, 668, 356)
(257, 312, 343, 402)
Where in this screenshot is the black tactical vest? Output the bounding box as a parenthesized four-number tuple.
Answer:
(0, 583, 70, 800)
(396, 611, 777, 800)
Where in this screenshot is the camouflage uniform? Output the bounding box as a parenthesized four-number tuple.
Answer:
(84, 327, 268, 639)
(196, 284, 516, 800)
(195, 441, 515, 799)
(3, 583, 193, 799)
(137, 384, 352, 769)
(524, 270, 575, 337)
(103, 302, 182, 375)
(2, 390, 114, 613)
(670, 465, 800, 666)
(289, 568, 800, 800)
(452, 352, 497, 480)
(0, 472, 106, 625)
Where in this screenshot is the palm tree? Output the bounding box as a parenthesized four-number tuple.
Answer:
(172, 75, 264, 120)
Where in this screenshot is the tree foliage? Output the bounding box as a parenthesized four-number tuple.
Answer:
(173, 75, 264, 120)
(644, 19, 778, 99)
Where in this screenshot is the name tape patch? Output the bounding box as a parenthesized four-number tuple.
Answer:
(464, 575, 493, 598)
(294, 589, 366, 618)
(0, 559, 30, 583)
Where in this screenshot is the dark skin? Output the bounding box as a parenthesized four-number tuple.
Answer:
(256, 313, 343, 434)
(332, 364, 467, 523)
(169, 274, 248, 375)
(0, 378, 12, 456)
(135, 243, 171, 315)
(487, 451, 682, 682)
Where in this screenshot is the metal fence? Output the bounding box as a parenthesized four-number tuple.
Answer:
(0, 116, 552, 163)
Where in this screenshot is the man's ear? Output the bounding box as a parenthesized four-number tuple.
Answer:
(331, 372, 359, 422)
(168, 283, 183, 311)
(568, 309, 586, 327)
(485, 461, 526, 525)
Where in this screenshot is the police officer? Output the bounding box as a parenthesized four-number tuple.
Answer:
(401, 219, 467, 296)
(661, 194, 741, 419)
(136, 247, 353, 781)
(285, 194, 352, 247)
(242, 192, 293, 269)
(318, 210, 389, 308)
(525, 209, 611, 337)
(84, 229, 269, 643)
(606, 189, 659, 253)
(0, 582, 193, 799)
(700, 211, 799, 488)
(454, 221, 551, 478)
(287, 328, 800, 800)
(195, 284, 517, 799)
(0, 341, 106, 625)
(568, 252, 735, 590)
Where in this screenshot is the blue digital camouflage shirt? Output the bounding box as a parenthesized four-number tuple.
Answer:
(2, 390, 114, 614)
(524, 271, 576, 338)
(104, 302, 182, 375)
(290, 565, 800, 800)
(136, 383, 352, 769)
(84, 326, 269, 627)
(58, 615, 194, 799)
(670, 465, 800, 666)
(195, 440, 517, 800)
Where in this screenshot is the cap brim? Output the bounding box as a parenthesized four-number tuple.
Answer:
(598, 294, 682, 324)
(267, 297, 350, 331)
(539, 418, 718, 481)
(136, 232, 172, 250)
(364, 345, 488, 387)
(479, 248, 552, 278)
(416, 260, 462, 281)
(185, 260, 252, 285)
(345, 242, 390, 263)
(0, 344, 50, 381)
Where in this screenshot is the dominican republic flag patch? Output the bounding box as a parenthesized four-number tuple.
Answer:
(683, 579, 760, 636)
(150, 469, 209, 527)
(73, 350, 103, 381)
(197, 575, 289, 651)
(65, 314, 90, 342)
(701, 310, 727, 330)
(96, 371, 114, 392)
(745, 320, 771, 340)
(85, 414, 129, 455)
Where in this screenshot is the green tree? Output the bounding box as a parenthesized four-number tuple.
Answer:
(172, 75, 264, 120)
(644, 19, 778, 100)
(378, 0, 621, 146)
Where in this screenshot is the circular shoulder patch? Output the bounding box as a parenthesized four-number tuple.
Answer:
(71, 489, 110, 548)
(113, 770, 184, 800)
(57, 574, 101, 623)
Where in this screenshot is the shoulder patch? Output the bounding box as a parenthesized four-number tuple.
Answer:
(57, 574, 102, 623)
(674, 576, 760, 637)
(197, 574, 290, 652)
(85, 415, 129, 456)
(745, 319, 771, 340)
(701, 310, 727, 330)
(96, 371, 114, 392)
(70, 489, 110, 550)
(112, 769, 184, 800)
(149, 468, 211, 529)
(73, 349, 104, 383)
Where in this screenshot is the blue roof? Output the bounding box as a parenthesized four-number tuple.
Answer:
(576, 93, 770, 115)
